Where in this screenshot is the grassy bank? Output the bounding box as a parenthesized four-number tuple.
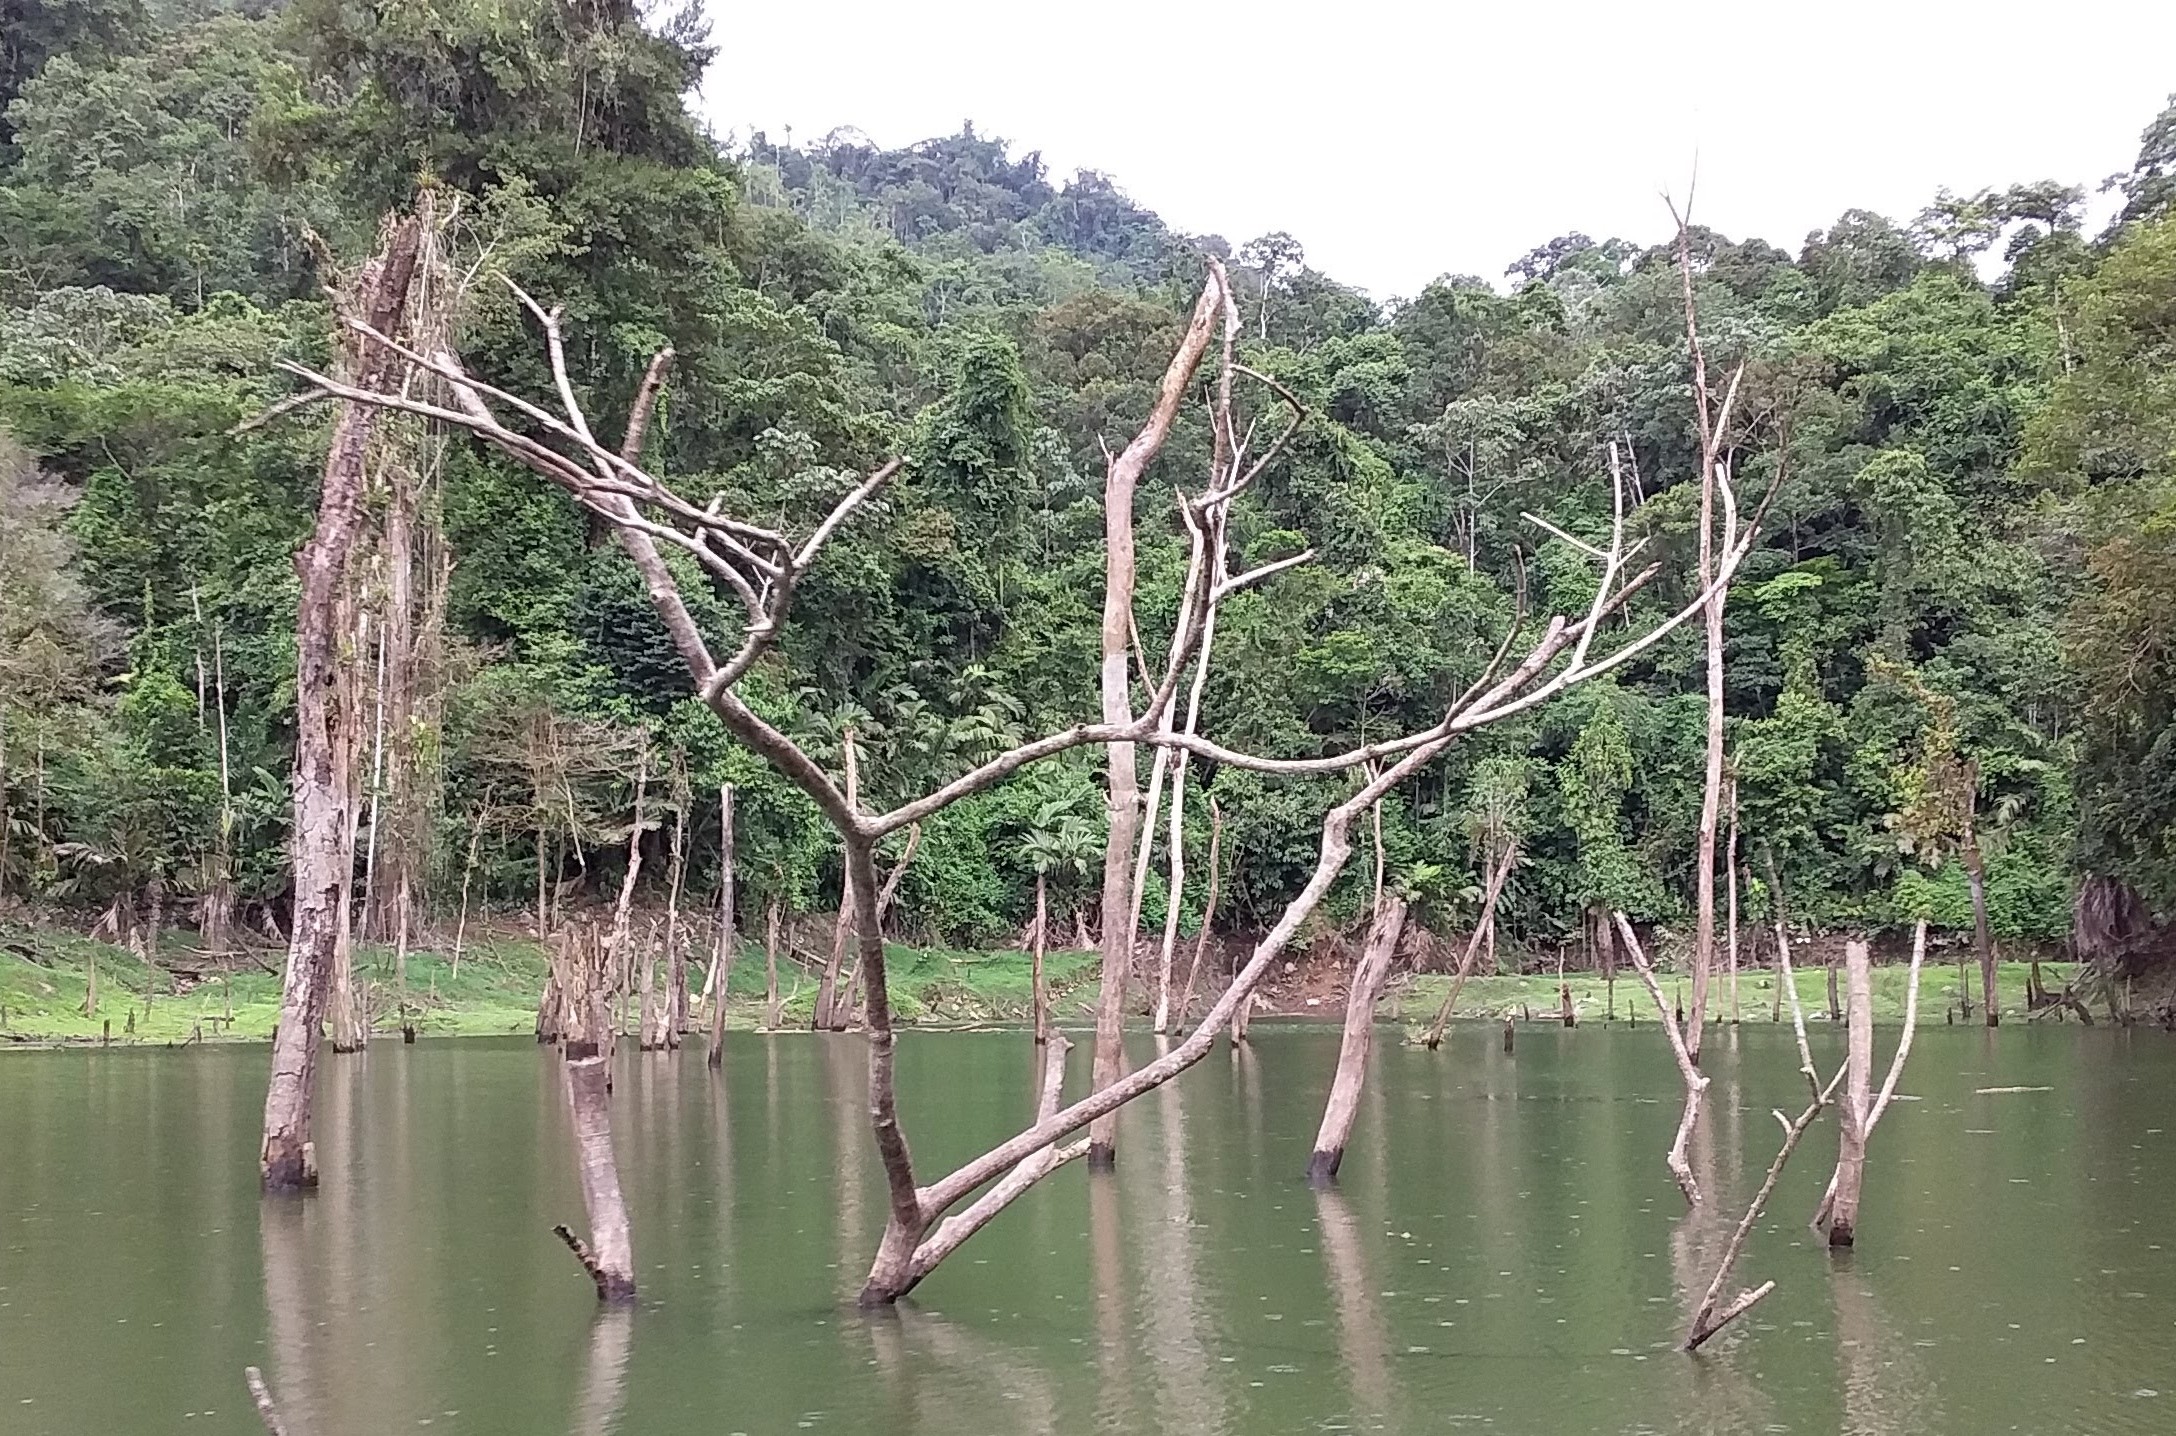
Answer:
(0, 916, 2086, 1047)
(1387, 959, 2081, 1029)
(0, 920, 1110, 1046)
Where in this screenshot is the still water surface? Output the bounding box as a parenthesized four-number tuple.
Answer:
(3, 1024, 2173, 1434)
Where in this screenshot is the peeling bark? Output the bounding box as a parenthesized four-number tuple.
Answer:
(552, 925, 635, 1301)
(261, 210, 421, 1192)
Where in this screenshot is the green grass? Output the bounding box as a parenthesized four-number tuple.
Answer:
(1388, 958, 2079, 1028)
(0, 920, 1111, 1046)
(0, 915, 2081, 1047)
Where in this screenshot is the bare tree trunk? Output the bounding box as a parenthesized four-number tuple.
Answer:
(1822, 939, 1874, 1247)
(762, 897, 782, 1030)
(1814, 923, 1924, 1237)
(1174, 799, 1222, 1026)
(261, 210, 421, 1192)
(1031, 871, 1049, 1046)
(1614, 912, 1708, 1205)
(551, 925, 635, 1301)
(1725, 772, 1741, 1023)
(1422, 845, 1514, 1048)
(1963, 786, 1999, 1027)
(1307, 895, 1407, 1185)
(1089, 275, 1225, 1170)
(664, 755, 689, 1046)
(1827, 949, 1841, 1023)
(450, 799, 484, 981)
(815, 730, 859, 1031)
(607, 749, 648, 986)
(707, 783, 735, 1068)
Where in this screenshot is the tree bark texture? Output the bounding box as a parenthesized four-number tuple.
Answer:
(552, 925, 636, 1301)
(261, 210, 421, 1193)
(707, 783, 735, 1068)
(1307, 895, 1407, 1185)
(1088, 274, 1226, 1169)
(1824, 938, 1874, 1247)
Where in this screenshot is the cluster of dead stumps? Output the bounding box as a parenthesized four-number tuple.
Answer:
(240, 195, 1937, 1428)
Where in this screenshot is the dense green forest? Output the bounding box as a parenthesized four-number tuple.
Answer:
(2, 0, 2172, 968)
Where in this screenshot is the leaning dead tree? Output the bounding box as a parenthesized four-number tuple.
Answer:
(1307, 796, 1405, 1186)
(278, 255, 1768, 1304)
(260, 209, 423, 1191)
(1814, 924, 1925, 1245)
(1614, 912, 1709, 1205)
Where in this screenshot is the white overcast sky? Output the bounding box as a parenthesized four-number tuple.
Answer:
(696, 1, 2176, 299)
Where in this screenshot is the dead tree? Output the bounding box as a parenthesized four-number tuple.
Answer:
(663, 749, 691, 1044)
(550, 924, 635, 1300)
(706, 782, 735, 1069)
(1683, 911, 1844, 1350)
(1172, 798, 1223, 1026)
(278, 258, 1768, 1305)
(1614, 913, 1708, 1204)
(1420, 844, 1516, 1048)
(814, 728, 861, 1031)
(761, 896, 783, 1030)
(1030, 870, 1050, 1045)
(1668, 202, 1749, 1065)
(260, 209, 422, 1192)
(1308, 889, 1406, 1186)
(1087, 275, 1226, 1170)
(1815, 923, 1925, 1243)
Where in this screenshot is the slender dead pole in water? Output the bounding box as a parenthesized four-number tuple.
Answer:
(1684, 919, 1846, 1351)
(1814, 922, 1925, 1241)
(259, 208, 423, 1192)
(707, 783, 735, 1069)
(663, 750, 690, 1046)
(1614, 912, 1707, 1205)
(1725, 770, 1741, 1023)
(761, 896, 782, 1030)
(1031, 870, 1050, 1046)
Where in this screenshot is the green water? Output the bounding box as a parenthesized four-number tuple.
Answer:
(3, 1024, 2173, 1433)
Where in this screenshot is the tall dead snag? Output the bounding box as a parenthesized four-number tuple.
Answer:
(259, 209, 422, 1192)
(1308, 891, 1407, 1185)
(1815, 923, 1925, 1243)
(706, 782, 735, 1069)
(1684, 916, 1844, 1350)
(1614, 913, 1708, 1205)
(1667, 203, 1751, 1068)
(279, 260, 1763, 1305)
(1088, 271, 1226, 1170)
(551, 925, 636, 1301)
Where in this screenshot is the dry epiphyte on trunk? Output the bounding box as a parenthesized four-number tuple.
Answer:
(275, 243, 1776, 1304)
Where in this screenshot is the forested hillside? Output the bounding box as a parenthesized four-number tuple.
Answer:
(3, 0, 2172, 969)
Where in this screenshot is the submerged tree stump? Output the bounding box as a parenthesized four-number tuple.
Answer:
(1307, 897, 1407, 1186)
